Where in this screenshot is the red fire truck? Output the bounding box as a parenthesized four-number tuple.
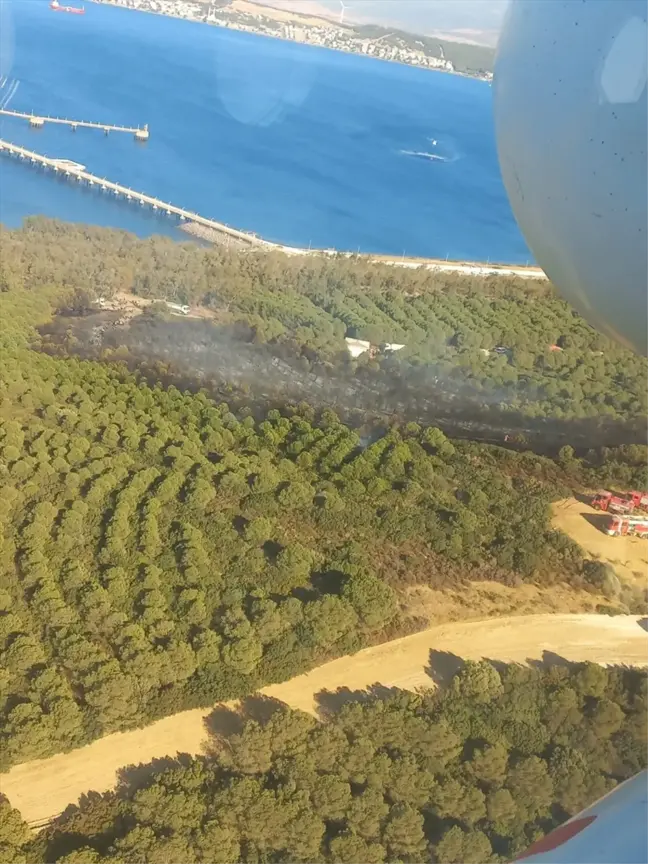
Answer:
(591, 490, 648, 514)
(605, 514, 648, 538)
(592, 491, 635, 513)
(625, 491, 648, 511)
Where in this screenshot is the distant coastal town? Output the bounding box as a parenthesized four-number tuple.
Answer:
(91, 0, 494, 81)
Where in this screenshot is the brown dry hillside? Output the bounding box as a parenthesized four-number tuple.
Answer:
(2, 613, 646, 828)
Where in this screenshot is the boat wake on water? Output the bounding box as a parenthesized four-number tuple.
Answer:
(400, 149, 449, 163)
(0, 77, 19, 110)
(398, 136, 459, 165)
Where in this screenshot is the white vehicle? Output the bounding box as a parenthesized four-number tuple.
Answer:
(164, 301, 190, 315)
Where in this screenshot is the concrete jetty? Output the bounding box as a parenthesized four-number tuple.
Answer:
(0, 108, 149, 140)
(0, 137, 264, 247)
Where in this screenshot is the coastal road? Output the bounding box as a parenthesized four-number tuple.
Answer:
(278, 243, 547, 279)
(382, 259, 547, 279)
(2, 613, 645, 828)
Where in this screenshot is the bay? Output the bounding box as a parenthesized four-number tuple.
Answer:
(0, 0, 531, 262)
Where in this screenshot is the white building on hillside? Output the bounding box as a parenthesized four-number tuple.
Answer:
(345, 337, 371, 358)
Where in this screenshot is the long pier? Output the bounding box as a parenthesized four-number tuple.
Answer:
(0, 137, 264, 247)
(0, 135, 547, 279)
(0, 108, 149, 139)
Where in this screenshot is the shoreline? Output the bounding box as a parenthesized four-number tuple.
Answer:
(0, 138, 540, 278)
(88, 0, 491, 83)
(179, 220, 544, 278)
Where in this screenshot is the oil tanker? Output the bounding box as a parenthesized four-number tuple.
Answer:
(50, 0, 85, 14)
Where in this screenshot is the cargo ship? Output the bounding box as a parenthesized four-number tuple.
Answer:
(50, 0, 85, 14)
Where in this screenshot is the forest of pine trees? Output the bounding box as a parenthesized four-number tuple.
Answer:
(0, 272, 646, 773)
(0, 219, 646, 864)
(2, 219, 647, 426)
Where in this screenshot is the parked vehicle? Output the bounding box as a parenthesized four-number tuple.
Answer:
(605, 514, 648, 538)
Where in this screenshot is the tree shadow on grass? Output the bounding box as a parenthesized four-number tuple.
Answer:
(238, 693, 288, 725)
(202, 693, 289, 755)
(526, 650, 577, 670)
(312, 648, 577, 720)
(425, 649, 466, 686)
(116, 753, 194, 794)
(314, 683, 403, 719)
(425, 648, 586, 687)
(204, 704, 245, 739)
(580, 511, 613, 533)
(573, 490, 595, 506)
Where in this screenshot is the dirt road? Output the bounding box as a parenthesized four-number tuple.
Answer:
(552, 498, 648, 587)
(2, 614, 645, 828)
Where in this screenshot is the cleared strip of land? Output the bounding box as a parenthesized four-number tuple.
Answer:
(2, 613, 645, 827)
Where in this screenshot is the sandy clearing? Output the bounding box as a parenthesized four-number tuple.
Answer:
(2, 613, 646, 827)
(552, 498, 648, 588)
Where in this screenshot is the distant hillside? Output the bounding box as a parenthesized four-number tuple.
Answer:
(222, 0, 496, 73)
(252, 0, 505, 47)
(354, 24, 495, 73)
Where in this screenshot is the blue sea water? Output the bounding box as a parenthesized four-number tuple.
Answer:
(0, 0, 531, 262)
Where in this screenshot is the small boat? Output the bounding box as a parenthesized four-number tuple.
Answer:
(52, 158, 86, 171)
(50, 0, 85, 14)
